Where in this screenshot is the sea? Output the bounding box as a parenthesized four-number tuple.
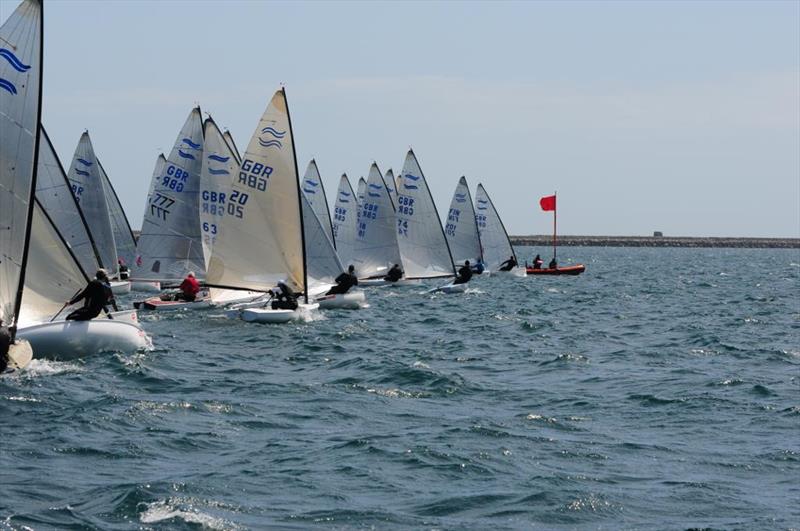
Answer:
(2, 247, 798, 530)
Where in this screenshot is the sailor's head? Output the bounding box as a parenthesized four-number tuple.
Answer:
(348, 265, 355, 273)
(95, 269, 108, 280)
(464, 260, 470, 266)
(393, 264, 399, 268)
(187, 271, 195, 278)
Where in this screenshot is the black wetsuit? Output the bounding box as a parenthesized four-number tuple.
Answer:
(499, 257, 517, 271)
(0, 324, 11, 373)
(453, 265, 473, 285)
(271, 283, 299, 310)
(66, 279, 114, 321)
(548, 259, 557, 270)
(384, 266, 403, 282)
(327, 272, 358, 295)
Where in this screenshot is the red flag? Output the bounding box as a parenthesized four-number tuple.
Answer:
(539, 194, 556, 212)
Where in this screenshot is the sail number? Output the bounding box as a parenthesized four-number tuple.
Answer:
(445, 208, 460, 236)
(71, 184, 84, 204)
(475, 213, 487, 229)
(150, 193, 175, 221)
(201, 190, 248, 219)
(238, 159, 272, 192)
(162, 165, 188, 192)
(397, 196, 414, 216)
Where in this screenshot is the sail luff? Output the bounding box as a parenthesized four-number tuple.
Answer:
(444, 175, 482, 265)
(97, 158, 137, 268)
(282, 87, 309, 303)
(475, 183, 517, 270)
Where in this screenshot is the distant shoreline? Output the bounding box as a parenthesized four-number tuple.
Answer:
(510, 235, 800, 249)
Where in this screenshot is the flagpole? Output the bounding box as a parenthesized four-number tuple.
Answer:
(553, 191, 557, 262)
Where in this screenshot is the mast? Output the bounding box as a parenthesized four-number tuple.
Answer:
(553, 191, 557, 262)
(283, 87, 308, 304)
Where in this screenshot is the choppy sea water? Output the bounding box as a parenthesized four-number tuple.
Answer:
(2, 246, 798, 530)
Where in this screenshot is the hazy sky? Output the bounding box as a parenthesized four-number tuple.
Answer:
(5, 0, 798, 237)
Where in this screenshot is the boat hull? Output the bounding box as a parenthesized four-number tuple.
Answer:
(526, 264, 586, 276)
(3, 340, 33, 374)
(17, 320, 149, 361)
(316, 290, 366, 309)
(109, 280, 131, 294)
(431, 281, 468, 294)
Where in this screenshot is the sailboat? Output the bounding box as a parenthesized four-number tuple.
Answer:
(66, 131, 130, 293)
(395, 150, 457, 286)
(475, 183, 524, 276)
(383, 168, 397, 207)
(207, 88, 316, 324)
(301, 159, 335, 247)
(133, 107, 206, 288)
(445, 176, 483, 269)
(0, 0, 42, 372)
(98, 157, 137, 284)
(331, 173, 357, 268)
(130, 153, 167, 292)
(526, 193, 586, 275)
(351, 162, 403, 284)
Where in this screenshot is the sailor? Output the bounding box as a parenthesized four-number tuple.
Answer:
(175, 272, 200, 302)
(327, 265, 359, 295)
(453, 260, 473, 285)
(532, 254, 543, 269)
(66, 269, 118, 321)
(472, 259, 486, 274)
(117, 259, 130, 280)
(0, 318, 11, 373)
(270, 281, 298, 310)
(548, 257, 557, 269)
(384, 263, 403, 282)
(498, 255, 517, 271)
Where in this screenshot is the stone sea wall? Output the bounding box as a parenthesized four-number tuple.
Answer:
(510, 235, 800, 249)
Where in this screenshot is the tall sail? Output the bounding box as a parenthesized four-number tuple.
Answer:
(18, 200, 88, 326)
(445, 176, 482, 265)
(35, 127, 100, 276)
(223, 129, 241, 163)
(0, 0, 43, 328)
(352, 162, 402, 279)
(383, 168, 397, 207)
(395, 150, 455, 279)
(99, 160, 137, 269)
(332, 174, 357, 268)
(475, 183, 516, 270)
(301, 159, 334, 246)
(67, 132, 117, 273)
(199, 117, 238, 271)
(135, 107, 205, 281)
(205, 88, 307, 295)
(302, 192, 342, 294)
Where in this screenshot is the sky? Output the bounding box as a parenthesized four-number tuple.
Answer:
(4, 0, 798, 237)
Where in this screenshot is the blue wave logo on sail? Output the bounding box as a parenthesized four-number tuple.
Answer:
(182, 138, 201, 149)
(0, 78, 17, 95)
(304, 179, 319, 187)
(75, 169, 90, 177)
(403, 183, 418, 190)
(258, 138, 282, 149)
(303, 187, 316, 194)
(368, 183, 383, 190)
(339, 198, 350, 203)
(455, 193, 467, 203)
(477, 205, 487, 210)
(77, 158, 93, 167)
(178, 150, 196, 160)
(405, 174, 421, 181)
(208, 154, 229, 163)
(368, 191, 381, 198)
(208, 168, 229, 175)
(261, 127, 286, 138)
(0, 49, 30, 72)
(340, 191, 351, 197)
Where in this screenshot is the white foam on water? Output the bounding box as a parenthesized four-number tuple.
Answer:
(22, 359, 83, 377)
(139, 499, 238, 530)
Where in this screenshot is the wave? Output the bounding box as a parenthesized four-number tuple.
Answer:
(0, 48, 30, 72)
(208, 154, 230, 163)
(208, 168, 230, 175)
(181, 137, 201, 149)
(0, 78, 17, 95)
(74, 169, 90, 176)
(260, 126, 286, 138)
(178, 149, 195, 160)
(258, 138, 282, 148)
(77, 157, 93, 166)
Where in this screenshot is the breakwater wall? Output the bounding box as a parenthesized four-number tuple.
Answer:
(510, 235, 800, 249)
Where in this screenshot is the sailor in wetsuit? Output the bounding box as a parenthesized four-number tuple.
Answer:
(0, 318, 11, 373)
(498, 255, 517, 271)
(327, 265, 358, 295)
(532, 254, 543, 269)
(453, 260, 473, 285)
(117, 259, 130, 280)
(471, 259, 485, 275)
(384, 264, 403, 282)
(66, 269, 118, 321)
(548, 257, 557, 269)
(174, 272, 200, 301)
(270, 281, 299, 310)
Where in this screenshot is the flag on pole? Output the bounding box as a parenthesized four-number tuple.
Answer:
(539, 194, 556, 212)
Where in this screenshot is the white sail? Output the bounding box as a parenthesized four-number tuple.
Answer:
(352, 162, 402, 279)
(18, 200, 89, 326)
(331, 174, 357, 268)
(0, 0, 42, 327)
(445, 176, 482, 265)
(199, 117, 238, 272)
(301, 159, 334, 246)
(357, 177, 366, 205)
(475, 183, 516, 271)
(395, 150, 455, 279)
(35, 127, 100, 276)
(67, 132, 117, 274)
(205, 88, 306, 294)
(383, 168, 397, 207)
(223, 129, 242, 163)
(99, 160, 137, 269)
(302, 191, 342, 294)
(135, 107, 205, 281)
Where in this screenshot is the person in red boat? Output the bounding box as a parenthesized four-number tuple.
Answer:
(176, 271, 201, 302)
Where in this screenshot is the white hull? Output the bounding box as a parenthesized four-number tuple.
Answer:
(316, 290, 366, 310)
(3, 340, 33, 374)
(432, 281, 468, 294)
(233, 302, 319, 324)
(109, 280, 131, 294)
(109, 309, 142, 328)
(17, 319, 150, 361)
(209, 289, 268, 307)
(130, 280, 161, 292)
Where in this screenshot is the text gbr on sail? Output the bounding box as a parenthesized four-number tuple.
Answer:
(239, 159, 272, 192)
